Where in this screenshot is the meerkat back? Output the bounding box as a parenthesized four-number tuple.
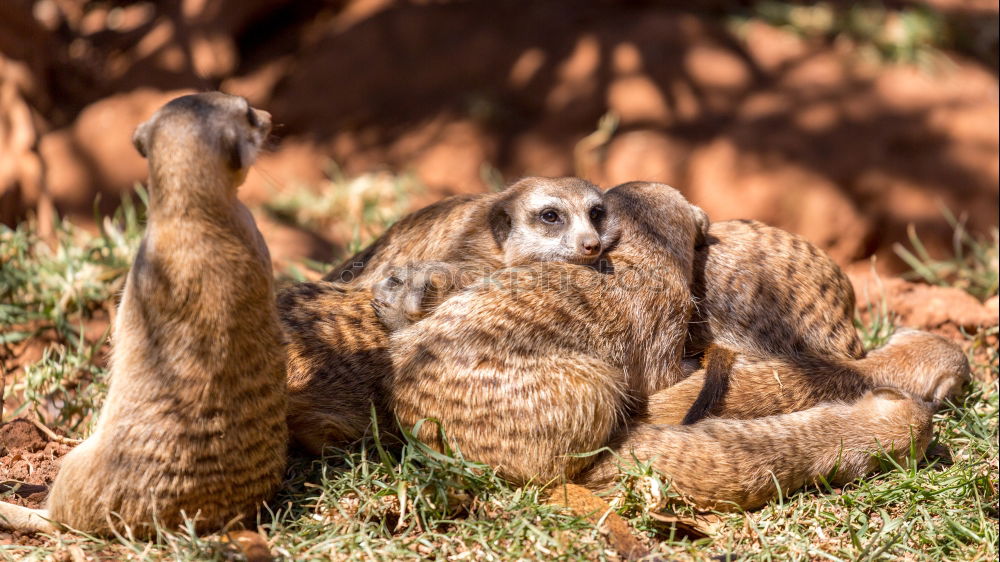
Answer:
(44, 93, 287, 536)
(679, 219, 864, 423)
(688, 220, 863, 361)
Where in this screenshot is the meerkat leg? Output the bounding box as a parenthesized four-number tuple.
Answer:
(855, 329, 970, 403)
(0, 504, 57, 533)
(647, 329, 969, 425)
(582, 388, 935, 511)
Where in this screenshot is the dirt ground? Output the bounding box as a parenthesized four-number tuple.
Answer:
(1, 0, 997, 273)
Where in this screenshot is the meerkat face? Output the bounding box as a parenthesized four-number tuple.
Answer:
(132, 92, 272, 184)
(491, 177, 619, 266)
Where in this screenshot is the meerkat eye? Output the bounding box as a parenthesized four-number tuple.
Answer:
(589, 206, 605, 222)
(540, 210, 561, 224)
(386, 275, 403, 288)
(246, 106, 259, 127)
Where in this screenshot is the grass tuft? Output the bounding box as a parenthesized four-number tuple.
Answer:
(264, 162, 421, 256)
(894, 208, 999, 302)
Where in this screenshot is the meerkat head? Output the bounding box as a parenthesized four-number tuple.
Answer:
(488, 177, 618, 266)
(371, 261, 464, 331)
(605, 181, 710, 257)
(132, 92, 272, 194)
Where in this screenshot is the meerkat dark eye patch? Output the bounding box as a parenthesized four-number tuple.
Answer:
(589, 206, 605, 222)
(246, 106, 259, 127)
(488, 196, 514, 245)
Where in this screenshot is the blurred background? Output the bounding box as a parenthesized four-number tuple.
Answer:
(1, 0, 998, 276)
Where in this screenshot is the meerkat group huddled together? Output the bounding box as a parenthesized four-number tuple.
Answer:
(0, 93, 970, 538)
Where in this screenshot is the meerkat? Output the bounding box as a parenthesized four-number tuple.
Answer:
(384, 181, 709, 484)
(323, 176, 618, 287)
(0, 93, 286, 536)
(281, 178, 620, 454)
(680, 220, 865, 423)
(677, 220, 968, 424)
(687, 220, 864, 362)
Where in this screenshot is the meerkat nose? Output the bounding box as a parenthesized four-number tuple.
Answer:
(253, 109, 272, 132)
(580, 238, 601, 255)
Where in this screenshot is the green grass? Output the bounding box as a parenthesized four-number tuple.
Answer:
(1, 191, 144, 431)
(264, 162, 421, 257)
(1, 189, 997, 560)
(894, 208, 999, 302)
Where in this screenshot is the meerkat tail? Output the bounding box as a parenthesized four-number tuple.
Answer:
(580, 387, 935, 511)
(0, 503, 58, 533)
(681, 345, 736, 425)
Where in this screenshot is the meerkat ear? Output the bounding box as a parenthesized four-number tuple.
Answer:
(488, 197, 514, 246)
(132, 121, 152, 158)
(691, 204, 710, 248)
(221, 126, 246, 170)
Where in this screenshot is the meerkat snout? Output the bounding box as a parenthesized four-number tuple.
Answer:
(579, 234, 601, 257)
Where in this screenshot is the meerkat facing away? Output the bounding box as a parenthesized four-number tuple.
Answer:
(385, 181, 709, 484)
(323, 176, 618, 287)
(0, 93, 286, 536)
(679, 220, 866, 423)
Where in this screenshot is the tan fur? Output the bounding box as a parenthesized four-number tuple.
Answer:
(680, 220, 865, 423)
(581, 387, 936, 511)
(386, 182, 708, 484)
(687, 220, 864, 361)
(0, 93, 287, 536)
(647, 329, 970, 425)
(277, 282, 394, 454)
(283, 177, 619, 453)
(324, 177, 617, 287)
(668, 221, 968, 425)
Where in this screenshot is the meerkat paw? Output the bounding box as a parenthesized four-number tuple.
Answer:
(866, 329, 971, 404)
